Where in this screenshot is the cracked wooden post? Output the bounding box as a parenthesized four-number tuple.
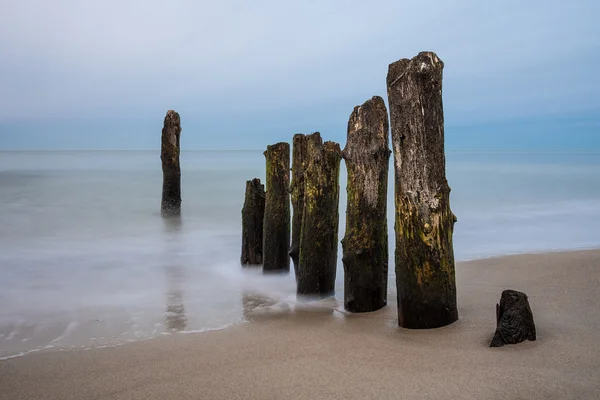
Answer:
(241, 178, 266, 265)
(297, 132, 342, 296)
(161, 110, 182, 216)
(386, 52, 458, 328)
(341, 96, 391, 312)
(263, 142, 290, 273)
(289, 134, 309, 279)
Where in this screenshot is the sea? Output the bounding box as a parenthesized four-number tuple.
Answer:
(1, 150, 599, 359)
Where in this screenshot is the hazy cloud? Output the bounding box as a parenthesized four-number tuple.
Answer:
(0, 0, 598, 148)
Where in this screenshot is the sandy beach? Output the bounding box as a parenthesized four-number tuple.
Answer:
(1, 249, 599, 399)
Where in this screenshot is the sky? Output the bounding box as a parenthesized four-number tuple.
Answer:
(0, 0, 598, 150)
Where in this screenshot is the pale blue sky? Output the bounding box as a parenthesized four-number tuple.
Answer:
(0, 0, 598, 150)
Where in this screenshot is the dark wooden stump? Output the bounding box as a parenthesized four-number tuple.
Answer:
(263, 142, 291, 273)
(490, 290, 537, 347)
(386, 52, 458, 329)
(161, 110, 182, 216)
(241, 178, 266, 265)
(289, 134, 309, 279)
(342, 96, 391, 313)
(297, 133, 342, 296)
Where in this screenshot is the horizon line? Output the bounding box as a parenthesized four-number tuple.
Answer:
(1, 149, 600, 154)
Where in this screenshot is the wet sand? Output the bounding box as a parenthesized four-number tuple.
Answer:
(1, 250, 599, 399)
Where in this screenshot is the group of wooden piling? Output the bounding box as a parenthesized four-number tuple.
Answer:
(163, 51, 459, 330)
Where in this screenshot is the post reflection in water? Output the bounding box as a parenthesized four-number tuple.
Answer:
(162, 215, 188, 332)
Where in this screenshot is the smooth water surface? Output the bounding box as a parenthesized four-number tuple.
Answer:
(0, 150, 598, 358)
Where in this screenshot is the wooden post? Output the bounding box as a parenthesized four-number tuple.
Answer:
(386, 52, 458, 328)
(263, 142, 290, 273)
(490, 290, 536, 347)
(241, 178, 266, 265)
(161, 110, 182, 216)
(297, 132, 342, 296)
(289, 134, 309, 279)
(341, 96, 391, 312)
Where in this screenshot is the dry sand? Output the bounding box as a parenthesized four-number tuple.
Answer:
(1, 250, 599, 400)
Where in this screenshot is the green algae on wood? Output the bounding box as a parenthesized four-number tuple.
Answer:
(241, 178, 266, 265)
(386, 52, 458, 329)
(263, 142, 291, 273)
(341, 96, 391, 313)
(297, 133, 342, 296)
(289, 134, 309, 279)
(161, 110, 182, 216)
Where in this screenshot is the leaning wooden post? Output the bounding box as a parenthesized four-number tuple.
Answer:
(263, 142, 291, 273)
(289, 134, 309, 279)
(386, 52, 458, 328)
(161, 110, 182, 216)
(341, 96, 391, 312)
(297, 133, 342, 296)
(241, 178, 266, 265)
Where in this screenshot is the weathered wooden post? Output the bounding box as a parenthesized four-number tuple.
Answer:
(386, 52, 458, 328)
(263, 142, 291, 273)
(241, 178, 266, 265)
(161, 110, 182, 216)
(289, 134, 309, 279)
(297, 132, 342, 296)
(341, 96, 391, 312)
(490, 290, 536, 347)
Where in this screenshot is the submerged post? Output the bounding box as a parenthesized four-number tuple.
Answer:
(241, 178, 266, 265)
(386, 52, 458, 328)
(263, 142, 290, 273)
(161, 110, 182, 216)
(342, 96, 391, 312)
(289, 134, 309, 279)
(297, 132, 342, 296)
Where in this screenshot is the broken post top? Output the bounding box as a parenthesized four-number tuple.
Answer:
(246, 178, 266, 197)
(306, 132, 342, 160)
(386, 51, 447, 201)
(264, 142, 290, 189)
(386, 51, 444, 89)
(291, 135, 309, 182)
(264, 142, 290, 157)
(343, 96, 390, 162)
(161, 110, 182, 164)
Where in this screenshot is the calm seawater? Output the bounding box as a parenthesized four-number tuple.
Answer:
(0, 150, 599, 358)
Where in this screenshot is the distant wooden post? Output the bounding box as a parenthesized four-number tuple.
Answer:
(241, 178, 266, 265)
(289, 134, 309, 279)
(263, 142, 290, 273)
(161, 110, 182, 216)
(342, 96, 391, 312)
(386, 52, 458, 328)
(297, 133, 342, 296)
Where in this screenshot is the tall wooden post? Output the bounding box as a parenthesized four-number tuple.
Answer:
(297, 133, 342, 296)
(342, 96, 390, 312)
(289, 134, 309, 279)
(161, 110, 182, 216)
(386, 52, 458, 328)
(263, 142, 290, 273)
(241, 178, 266, 265)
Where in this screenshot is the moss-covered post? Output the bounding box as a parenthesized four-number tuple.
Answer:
(263, 142, 290, 273)
(386, 51, 458, 329)
(341, 96, 391, 312)
(161, 110, 182, 216)
(241, 178, 266, 265)
(297, 133, 342, 296)
(289, 134, 309, 279)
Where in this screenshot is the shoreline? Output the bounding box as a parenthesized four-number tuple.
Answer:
(1, 248, 599, 361)
(1, 248, 599, 399)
